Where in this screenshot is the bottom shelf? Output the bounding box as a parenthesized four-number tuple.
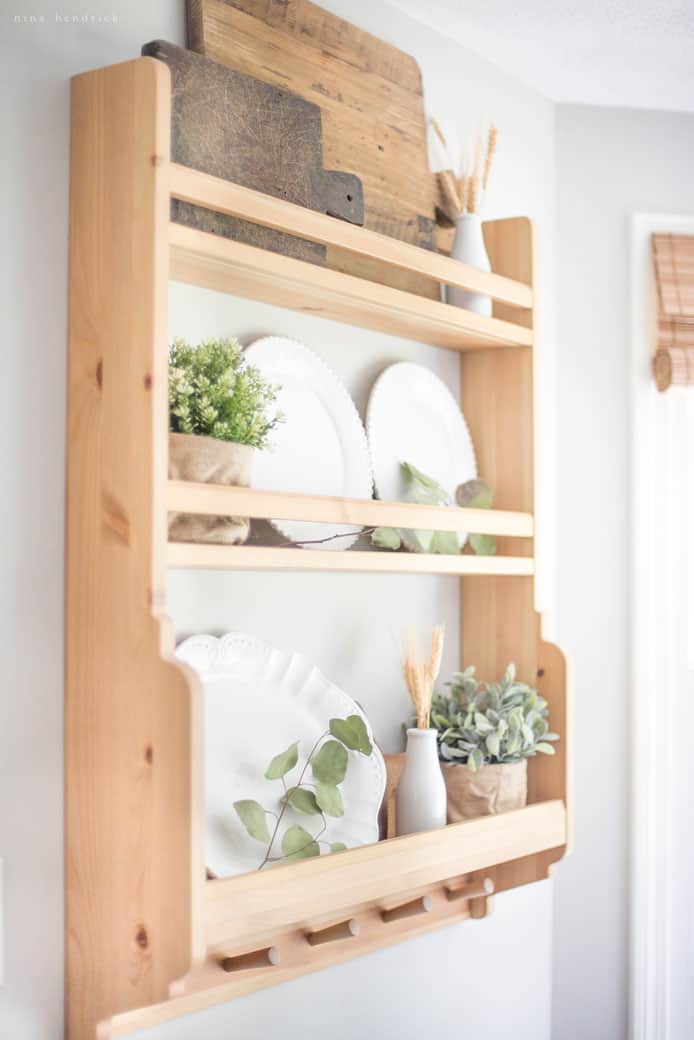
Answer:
(104, 800, 566, 1037)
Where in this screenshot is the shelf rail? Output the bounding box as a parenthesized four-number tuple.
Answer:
(166, 543, 535, 576)
(169, 164, 533, 310)
(166, 482, 534, 537)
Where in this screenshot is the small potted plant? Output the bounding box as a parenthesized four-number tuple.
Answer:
(168, 336, 281, 544)
(431, 663, 559, 821)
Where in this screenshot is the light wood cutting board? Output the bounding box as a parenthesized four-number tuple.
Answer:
(187, 0, 440, 298)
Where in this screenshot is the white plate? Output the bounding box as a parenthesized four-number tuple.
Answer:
(176, 632, 386, 879)
(366, 362, 477, 548)
(244, 337, 373, 549)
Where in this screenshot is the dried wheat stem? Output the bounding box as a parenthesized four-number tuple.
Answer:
(482, 123, 498, 192)
(403, 626, 445, 729)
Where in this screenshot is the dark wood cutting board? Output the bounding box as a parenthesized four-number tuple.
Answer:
(142, 40, 364, 264)
(186, 0, 440, 298)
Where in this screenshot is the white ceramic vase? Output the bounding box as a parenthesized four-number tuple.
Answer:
(396, 728, 447, 835)
(446, 213, 493, 316)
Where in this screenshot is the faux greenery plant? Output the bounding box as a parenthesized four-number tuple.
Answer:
(371, 463, 496, 555)
(234, 715, 374, 869)
(430, 663, 559, 771)
(169, 337, 282, 449)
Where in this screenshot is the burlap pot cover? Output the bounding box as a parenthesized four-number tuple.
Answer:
(443, 760, 527, 822)
(168, 432, 253, 545)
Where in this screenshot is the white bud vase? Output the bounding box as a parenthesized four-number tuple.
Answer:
(446, 213, 493, 316)
(396, 728, 447, 835)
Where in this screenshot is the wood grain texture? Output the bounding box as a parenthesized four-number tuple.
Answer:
(459, 218, 571, 896)
(104, 889, 471, 1037)
(167, 482, 534, 536)
(204, 801, 566, 946)
(167, 543, 536, 576)
(169, 163, 534, 308)
(186, 0, 439, 297)
(169, 222, 533, 352)
(143, 40, 363, 267)
(66, 58, 203, 1040)
(102, 798, 565, 1037)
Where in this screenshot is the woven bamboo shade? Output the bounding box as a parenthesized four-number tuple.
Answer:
(652, 233, 694, 391)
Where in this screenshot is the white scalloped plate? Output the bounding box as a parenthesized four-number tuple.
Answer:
(244, 337, 373, 549)
(176, 632, 386, 878)
(366, 362, 477, 549)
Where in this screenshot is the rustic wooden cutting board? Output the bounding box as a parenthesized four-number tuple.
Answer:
(143, 40, 364, 265)
(186, 0, 439, 298)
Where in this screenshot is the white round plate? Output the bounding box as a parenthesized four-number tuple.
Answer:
(366, 362, 477, 547)
(244, 337, 373, 549)
(176, 632, 386, 879)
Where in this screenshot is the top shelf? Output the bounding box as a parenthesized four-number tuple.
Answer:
(168, 165, 534, 353)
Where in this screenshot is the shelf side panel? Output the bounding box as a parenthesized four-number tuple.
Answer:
(66, 58, 201, 1040)
(460, 219, 570, 897)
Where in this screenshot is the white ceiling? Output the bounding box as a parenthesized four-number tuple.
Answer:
(387, 0, 694, 112)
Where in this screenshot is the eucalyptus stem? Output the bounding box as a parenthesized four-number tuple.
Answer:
(264, 817, 327, 863)
(257, 731, 328, 870)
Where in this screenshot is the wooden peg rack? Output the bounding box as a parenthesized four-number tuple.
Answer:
(66, 57, 572, 1039)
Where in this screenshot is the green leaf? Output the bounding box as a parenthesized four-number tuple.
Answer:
(311, 740, 348, 785)
(469, 532, 497, 556)
(315, 782, 344, 817)
(534, 742, 556, 755)
(283, 786, 320, 815)
(264, 741, 299, 780)
(474, 712, 494, 734)
(233, 800, 271, 843)
(468, 747, 485, 772)
(401, 462, 450, 505)
(429, 530, 461, 555)
(371, 527, 402, 550)
(330, 842, 348, 853)
(455, 479, 493, 510)
(329, 715, 373, 755)
(282, 825, 321, 861)
(486, 731, 501, 757)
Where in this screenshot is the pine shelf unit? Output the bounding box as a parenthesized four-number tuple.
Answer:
(66, 57, 572, 1040)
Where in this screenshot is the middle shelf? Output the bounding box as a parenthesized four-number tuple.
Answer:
(166, 482, 535, 575)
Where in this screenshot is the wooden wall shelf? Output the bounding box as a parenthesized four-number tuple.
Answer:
(66, 57, 571, 1040)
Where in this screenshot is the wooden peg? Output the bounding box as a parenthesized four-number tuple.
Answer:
(219, 946, 281, 973)
(306, 918, 360, 947)
(445, 877, 494, 903)
(381, 895, 433, 924)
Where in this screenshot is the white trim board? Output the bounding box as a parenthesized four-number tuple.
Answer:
(629, 212, 694, 1040)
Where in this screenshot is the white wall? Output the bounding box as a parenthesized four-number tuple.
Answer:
(0, 3, 558, 1038)
(553, 104, 694, 1040)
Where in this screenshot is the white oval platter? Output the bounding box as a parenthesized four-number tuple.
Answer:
(244, 336, 373, 549)
(366, 361, 477, 548)
(176, 632, 386, 878)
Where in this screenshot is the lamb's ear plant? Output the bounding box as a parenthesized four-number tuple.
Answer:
(456, 479, 496, 556)
(371, 463, 494, 556)
(429, 663, 559, 771)
(169, 336, 282, 449)
(233, 715, 373, 869)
